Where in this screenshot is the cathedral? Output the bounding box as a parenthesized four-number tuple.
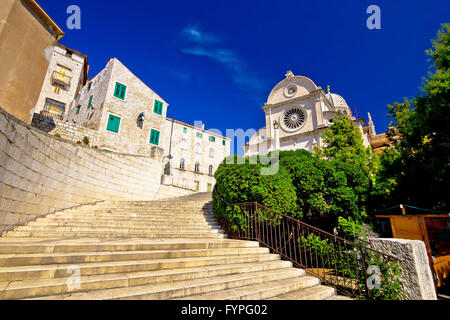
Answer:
(243, 71, 376, 156)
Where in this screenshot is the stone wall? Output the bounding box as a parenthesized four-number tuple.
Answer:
(0, 106, 193, 234)
(368, 238, 437, 300)
(31, 113, 100, 146)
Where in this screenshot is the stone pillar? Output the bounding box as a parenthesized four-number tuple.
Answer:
(272, 120, 280, 151)
(368, 238, 437, 300)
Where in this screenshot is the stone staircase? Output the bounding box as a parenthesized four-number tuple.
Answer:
(0, 192, 349, 300)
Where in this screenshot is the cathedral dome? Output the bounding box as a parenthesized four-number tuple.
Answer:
(326, 92, 352, 116)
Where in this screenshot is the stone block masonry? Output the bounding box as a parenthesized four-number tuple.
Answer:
(0, 106, 193, 234)
(368, 238, 437, 300)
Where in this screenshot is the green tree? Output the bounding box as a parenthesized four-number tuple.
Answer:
(378, 24, 450, 211)
(315, 112, 378, 218)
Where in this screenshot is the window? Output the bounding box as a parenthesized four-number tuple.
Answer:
(196, 132, 203, 139)
(195, 143, 202, 154)
(43, 98, 65, 116)
(208, 165, 213, 176)
(53, 86, 61, 94)
(87, 83, 92, 92)
(180, 159, 185, 170)
(88, 95, 93, 108)
(114, 82, 127, 100)
(222, 139, 226, 146)
(209, 136, 215, 142)
(76, 106, 81, 114)
(194, 162, 200, 173)
(153, 100, 163, 115)
(106, 114, 121, 133)
(149, 129, 160, 145)
(209, 148, 214, 158)
(181, 138, 187, 149)
(183, 127, 187, 134)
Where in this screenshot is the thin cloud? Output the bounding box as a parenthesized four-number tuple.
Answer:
(181, 43, 266, 92)
(181, 26, 219, 44)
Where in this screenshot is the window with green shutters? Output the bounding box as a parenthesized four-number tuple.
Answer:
(88, 95, 93, 108)
(222, 139, 226, 146)
(87, 83, 91, 92)
(183, 127, 187, 134)
(106, 114, 121, 133)
(149, 129, 160, 145)
(153, 100, 163, 115)
(114, 82, 127, 100)
(76, 106, 81, 114)
(196, 132, 203, 139)
(209, 136, 215, 142)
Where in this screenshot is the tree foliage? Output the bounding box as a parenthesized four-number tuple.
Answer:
(376, 24, 450, 211)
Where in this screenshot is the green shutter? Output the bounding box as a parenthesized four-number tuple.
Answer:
(88, 95, 93, 108)
(150, 129, 160, 145)
(153, 100, 163, 115)
(209, 136, 215, 142)
(114, 82, 127, 100)
(183, 127, 187, 134)
(106, 114, 121, 133)
(222, 139, 226, 146)
(76, 106, 80, 114)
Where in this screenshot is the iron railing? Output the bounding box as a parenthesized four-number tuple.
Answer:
(41, 110, 64, 121)
(213, 188, 400, 299)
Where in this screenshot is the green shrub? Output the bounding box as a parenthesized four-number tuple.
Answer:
(278, 150, 360, 231)
(82, 136, 89, 145)
(213, 155, 298, 230)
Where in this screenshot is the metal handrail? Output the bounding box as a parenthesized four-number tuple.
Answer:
(212, 186, 400, 299)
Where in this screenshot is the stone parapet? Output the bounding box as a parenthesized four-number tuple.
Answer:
(368, 238, 437, 300)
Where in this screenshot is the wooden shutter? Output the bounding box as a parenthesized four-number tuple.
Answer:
(106, 114, 120, 133)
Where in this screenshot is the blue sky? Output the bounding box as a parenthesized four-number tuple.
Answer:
(40, 0, 449, 154)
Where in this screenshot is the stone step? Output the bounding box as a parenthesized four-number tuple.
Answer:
(30, 220, 219, 229)
(325, 294, 353, 300)
(267, 284, 336, 300)
(0, 247, 269, 266)
(15, 225, 223, 234)
(28, 268, 305, 300)
(0, 261, 292, 300)
(68, 208, 210, 213)
(174, 276, 321, 300)
(5, 230, 226, 239)
(0, 253, 282, 281)
(52, 212, 214, 220)
(0, 238, 259, 254)
(39, 216, 217, 224)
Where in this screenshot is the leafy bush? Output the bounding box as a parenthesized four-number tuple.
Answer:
(213, 155, 298, 230)
(278, 150, 361, 231)
(82, 136, 90, 145)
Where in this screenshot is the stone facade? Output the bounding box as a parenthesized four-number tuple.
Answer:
(65, 58, 169, 155)
(244, 71, 372, 156)
(33, 44, 88, 119)
(161, 118, 231, 192)
(0, 106, 194, 234)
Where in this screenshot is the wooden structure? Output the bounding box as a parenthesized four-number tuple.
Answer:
(376, 205, 450, 288)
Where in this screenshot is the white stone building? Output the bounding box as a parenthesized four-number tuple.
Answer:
(33, 44, 88, 120)
(244, 71, 375, 156)
(60, 57, 230, 192)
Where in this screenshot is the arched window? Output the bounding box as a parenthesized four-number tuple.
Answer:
(195, 143, 202, 154)
(209, 148, 214, 158)
(194, 162, 200, 173)
(181, 138, 187, 149)
(180, 158, 185, 170)
(209, 165, 213, 175)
